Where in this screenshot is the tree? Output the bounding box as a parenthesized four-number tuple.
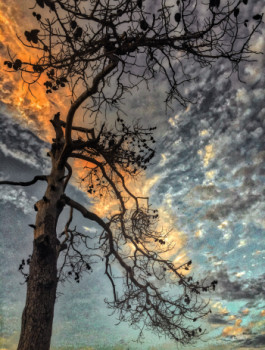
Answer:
(0, 0, 262, 349)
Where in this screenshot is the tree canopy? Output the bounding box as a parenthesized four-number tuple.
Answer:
(5, 0, 262, 109)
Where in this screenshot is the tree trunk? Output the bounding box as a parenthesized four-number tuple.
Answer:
(17, 166, 65, 350)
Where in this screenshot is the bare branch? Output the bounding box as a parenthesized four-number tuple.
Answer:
(0, 175, 47, 187)
(64, 60, 118, 144)
(63, 162, 72, 190)
(62, 194, 109, 229)
(61, 206, 73, 244)
(62, 194, 214, 344)
(59, 120, 94, 136)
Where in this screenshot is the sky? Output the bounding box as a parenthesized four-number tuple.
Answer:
(0, 0, 265, 349)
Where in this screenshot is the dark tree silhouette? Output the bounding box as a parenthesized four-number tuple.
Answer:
(1, 0, 262, 349)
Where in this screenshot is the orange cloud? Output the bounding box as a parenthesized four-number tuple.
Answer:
(222, 319, 246, 337)
(212, 302, 229, 315)
(242, 308, 249, 316)
(0, 0, 69, 141)
(228, 315, 236, 321)
(261, 310, 265, 317)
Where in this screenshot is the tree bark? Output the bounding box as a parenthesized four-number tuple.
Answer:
(17, 166, 65, 350)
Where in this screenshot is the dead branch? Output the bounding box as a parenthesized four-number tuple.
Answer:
(0, 175, 47, 187)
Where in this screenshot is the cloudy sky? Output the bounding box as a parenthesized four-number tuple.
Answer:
(0, 1, 265, 349)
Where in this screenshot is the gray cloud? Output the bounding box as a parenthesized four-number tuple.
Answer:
(0, 186, 38, 215)
(204, 193, 263, 222)
(238, 334, 265, 348)
(207, 314, 231, 325)
(0, 111, 49, 171)
(210, 269, 265, 301)
(149, 47, 264, 178)
(188, 185, 221, 201)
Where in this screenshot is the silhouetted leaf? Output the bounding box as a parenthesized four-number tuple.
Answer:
(184, 295, 190, 304)
(25, 31, 31, 42)
(4, 61, 12, 69)
(74, 27, 83, 39)
(25, 29, 40, 44)
(31, 30, 40, 43)
(31, 29, 39, 36)
(140, 19, 148, 31)
(13, 59, 22, 70)
(233, 8, 239, 18)
(174, 13, 181, 23)
(253, 14, 262, 21)
(70, 20, 77, 29)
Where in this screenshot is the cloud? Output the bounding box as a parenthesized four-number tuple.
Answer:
(210, 269, 265, 301)
(0, 0, 69, 141)
(188, 184, 220, 201)
(208, 314, 231, 325)
(0, 112, 49, 170)
(222, 319, 246, 337)
(0, 186, 37, 214)
(241, 309, 250, 316)
(228, 315, 237, 321)
(148, 47, 265, 227)
(238, 334, 265, 348)
(236, 271, 246, 278)
(212, 301, 229, 315)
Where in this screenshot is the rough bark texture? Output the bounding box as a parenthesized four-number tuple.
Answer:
(17, 164, 65, 350)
